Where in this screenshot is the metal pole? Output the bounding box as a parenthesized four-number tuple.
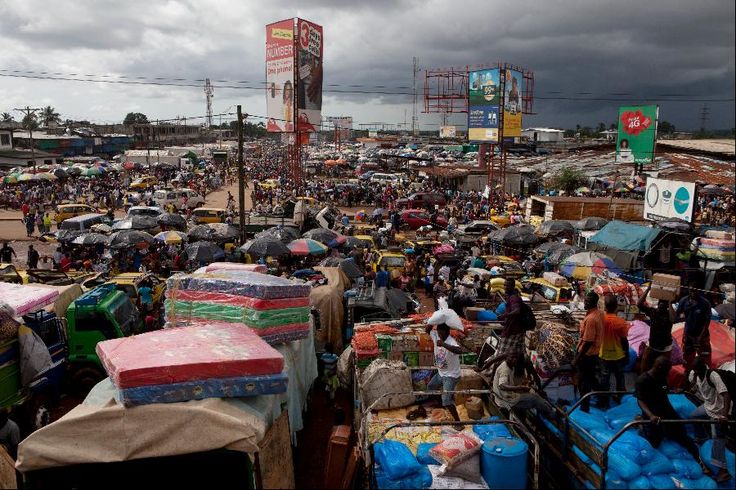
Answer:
(237, 105, 246, 244)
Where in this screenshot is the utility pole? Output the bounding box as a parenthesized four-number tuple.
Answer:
(699, 104, 709, 134)
(412, 57, 418, 137)
(14, 106, 41, 172)
(237, 105, 246, 244)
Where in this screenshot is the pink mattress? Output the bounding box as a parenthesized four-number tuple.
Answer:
(96, 322, 285, 389)
(203, 262, 267, 274)
(0, 283, 59, 317)
(167, 289, 310, 310)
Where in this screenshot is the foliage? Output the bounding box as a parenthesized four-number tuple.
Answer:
(552, 167, 587, 195)
(1, 112, 13, 123)
(123, 112, 149, 125)
(40, 106, 61, 127)
(22, 113, 39, 131)
(658, 120, 676, 135)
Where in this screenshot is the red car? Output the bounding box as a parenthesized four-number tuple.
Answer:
(400, 208, 448, 230)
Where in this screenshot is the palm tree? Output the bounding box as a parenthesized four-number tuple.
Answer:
(40, 106, 61, 127)
(22, 113, 39, 131)
(1, 112, 13, 123)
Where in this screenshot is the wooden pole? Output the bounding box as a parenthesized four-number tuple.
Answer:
(237, 105, 246, 244)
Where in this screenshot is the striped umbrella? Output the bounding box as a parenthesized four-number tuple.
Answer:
(559, 251, 622, 279)
(287, 238, 329, 256)
(154, 230, 188, 245)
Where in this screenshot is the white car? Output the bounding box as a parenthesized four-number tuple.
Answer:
(127, 206, 164, 218)
(369, 173, 402, 185)
(153, 188, 205, 210)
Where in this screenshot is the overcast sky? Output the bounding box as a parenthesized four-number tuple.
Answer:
(0, 0, 733, 131)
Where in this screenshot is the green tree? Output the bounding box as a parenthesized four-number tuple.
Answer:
(40, 106, 61, 127)
(658, 120, 676, 135)
(552, 168, 587, 195)
(22, 113, 39, 131)
(123, 112, 149, 125)
(1, 112, 13, 123)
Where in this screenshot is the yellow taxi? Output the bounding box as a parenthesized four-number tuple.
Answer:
(55, 204, 97, 223)
(192, 207, 226, 224)
(105, 272, 166, 306)
(490, 214, 512, 228)
(259, 179, 280, 190)
(295, 196, 318, 206)
(353, 235, 376, 250)
(520, 277, 574, 303)
(129, 176, 158, 190)
(371, 251, 406, 280)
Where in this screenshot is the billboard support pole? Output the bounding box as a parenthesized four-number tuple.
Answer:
(237, 105, 246, 244)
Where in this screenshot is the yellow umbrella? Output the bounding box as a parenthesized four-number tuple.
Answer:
(154, 230, 187, 245)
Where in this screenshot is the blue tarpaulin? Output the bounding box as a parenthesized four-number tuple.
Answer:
(588, 221, 661, 252)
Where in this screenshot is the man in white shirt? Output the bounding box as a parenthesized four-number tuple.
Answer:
(688, 356, 732, 483)
(425, 323, 465, 423)
(492, 351, 555, 419)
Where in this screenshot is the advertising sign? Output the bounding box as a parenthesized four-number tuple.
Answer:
(266, 19, 295, 133)
(296, 19, 323, 132)
(644, 177, 696, 223)
(616, 105, 658, 164)
(502, 68, 523, 137)
(440, 126, 457, 138)
(467, 68, 500, 142)
(329, 116, 352, 139)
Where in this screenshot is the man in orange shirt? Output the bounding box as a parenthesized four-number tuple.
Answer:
(600, 295, 630, 406)
(573, 291, 605, 412)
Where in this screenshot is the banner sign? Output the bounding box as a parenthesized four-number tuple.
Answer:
(266, 19, 295, 132)
(644, 177, 696, 222)
(440, 126, 457, 138)
(502, 68, 523, 137)
(296, 19, 323, 132)
(467, 68, 500, 142)
(616, 105, 658, 164)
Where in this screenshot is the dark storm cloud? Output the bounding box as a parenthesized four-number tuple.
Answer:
(0, 0, 732, 129)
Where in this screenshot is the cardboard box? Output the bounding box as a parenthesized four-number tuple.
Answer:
(543, 271, 568, 287)
(388, 351, 404, 362)
(418, 352, 434, 367)
(651, 273, 681, 302)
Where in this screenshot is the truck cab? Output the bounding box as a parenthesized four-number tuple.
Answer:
(65, 284, 142, 390)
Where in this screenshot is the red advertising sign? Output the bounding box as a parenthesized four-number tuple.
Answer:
(265, 19, 295, 132)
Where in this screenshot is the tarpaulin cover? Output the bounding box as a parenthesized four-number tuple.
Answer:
(164, 300, 310, 327)
(116, 371, 288, 407)
(589, 221, 661, 252)
(0, 283, 59, 317)
(166, 289, 310, 310)
(166, 271, 311, 299)
(96, 322, 284, 389)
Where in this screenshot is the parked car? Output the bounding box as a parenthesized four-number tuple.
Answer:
(397, 192, 447, 210)
(129, 176, 158, 190)
(127, 206, 164, 218)
(153, 188, 205, 210)
(400, 208, 448, 230)
(54, 204, 97, 223)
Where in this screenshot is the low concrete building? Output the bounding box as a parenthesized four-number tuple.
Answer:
(521, 127, 565, 143)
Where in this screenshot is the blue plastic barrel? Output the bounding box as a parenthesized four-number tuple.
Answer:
(481, 437, 528, 489)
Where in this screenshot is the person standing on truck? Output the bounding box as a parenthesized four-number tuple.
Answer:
(637, 284, 675, 372)
(425, 323, 465, 425)
(600, 295, 630, 403)
(573, 291, 605, 413)
(480, 278, 528, 377)
(635, 356, 712, 477)
(676, 285, 712, 370)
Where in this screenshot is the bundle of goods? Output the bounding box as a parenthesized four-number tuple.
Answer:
(627, 320, 684, 368)
(96, 322, 287, 406)
(668, 320, 735, 387)
(561, 394, 723, 489)
(592, 276, 643, 304)
(693, 233, 736, 265)
(361, 358, 415, 410)
(649, 273, 682, 302)
(0, 283, 59, 318)
(456, 324, 501, 356)
(165, 271, 311, 344)
(353, 329, 380, 369)
(367, 408, 443, 454)
(527, 320, 579, 373)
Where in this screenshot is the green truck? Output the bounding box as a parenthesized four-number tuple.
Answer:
(65, 283, 142, 390)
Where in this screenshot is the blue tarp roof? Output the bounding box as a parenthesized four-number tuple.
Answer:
(589, 221, 661, 252)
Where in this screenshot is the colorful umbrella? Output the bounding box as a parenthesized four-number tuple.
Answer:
(83, 167, 103, 177)
(576, 186, 591, 193)
(2, 175, 17, 184)
(18, 173, 37, 182)
(613, 186, 630, 193)
(559, 251, 622, 279)
(287, 238, 329, 256)
(36, 172, 57, 180)
(154, 230, 188, 245)
(355, 210, 367, 222)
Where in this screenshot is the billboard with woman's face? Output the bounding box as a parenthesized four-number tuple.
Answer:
(266, 19, 295, 132)
(616, 105, 658, 164)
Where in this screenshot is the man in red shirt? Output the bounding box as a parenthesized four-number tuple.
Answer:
(573, 291, 605, 412)
(600, 295, 630, 406)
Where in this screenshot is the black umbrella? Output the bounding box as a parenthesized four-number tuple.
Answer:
(157, 213, 187, 229)
(497, 224, 538, 246)
(109, 230, 155, 249)
(66, 167, 82, 176)
(574, 216, 608, 231)
(533, 241, 566, 256)
(112, 216, 158, 231)
(547, 244, 581, 266)
(71, 233, 110, 246)
(537, 220, 575, 237)
(318, 257, 363, 279)
(302, 228, 338, 245)
(52, 168, 68, 179)
(188, 224, 216, 242)
(207, 223, 240, 242)
(701, 184, 729, 196)
(184, 241, 225, 263)
(56, 229, 84, 243)
(342, 236, 368, 251)
(256, 226, 300, 243)
(240, 237, 291, 257)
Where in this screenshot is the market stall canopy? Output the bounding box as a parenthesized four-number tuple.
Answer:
(187, 224, 216, 242)
(157, 213, 187, 229)
(71, 233, 110, 246)
(112, 216, 158, 231)
(240, 237, 291, 258)
(318, 257, 362, 278)
(207, 223, 240, 242)
(255, 226, 300, 244)
(16, 379, 267, 472)
(533, 241, 567, 256)
(109, 230, 155, 249)
(184, 241, 225, 263)
(546, 244, 581, 266)
(574, 216, 608, 231)
(588, 221, 661, 253)
(537, 220, 575, 238)
(154, 230, 188, 245)
(491, 224, 538, 246)
(302, 228, 338, 245)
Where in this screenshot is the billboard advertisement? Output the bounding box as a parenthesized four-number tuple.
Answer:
(440, 126, 457, 138)
(502, 68, 523, 137)
(467, 68, 500, 142)
(616, 105, 658, 164)
(329, 116, 352, 139)
(644, 177, 696, 223)
(296, 19, 323, 132)
(266, 19, 295, 132)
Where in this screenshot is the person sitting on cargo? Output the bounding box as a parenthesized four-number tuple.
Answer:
(0, 409, 20, 460)
(637, 284, 675, 372)
(635, 356, 712, 476)
(492, 351, 555, 420)
(425, 323, 465, 426)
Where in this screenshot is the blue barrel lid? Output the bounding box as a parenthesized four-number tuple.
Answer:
(482, 436, 528, 457)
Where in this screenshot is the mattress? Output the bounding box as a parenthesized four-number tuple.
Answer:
(0, 283, 59, 317)
(166, 290, 311, 310)
(202, 262, 268, 274)
(96, 322, 285, 389)
(165, 300, 310, 327)
(115, 371, 289, 407)
(166, 271, 311, 299)
(165, 318, 311, 344)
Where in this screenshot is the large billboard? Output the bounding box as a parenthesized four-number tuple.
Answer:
(468, 68, 500, 142)
(502, 68, 523, 137)
(644, 177, 696, 223)
(266, 19, 295, 132)
(440, 126, 457, 138)
(616, 105, 658, 164)
(296, 19, 323, 132)
(328, 116, 352, 139)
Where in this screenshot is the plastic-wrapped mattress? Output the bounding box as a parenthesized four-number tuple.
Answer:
(166, 271, 311, 299)
(0, 283, 59, 317)
(96, 322, 284, 389)
(165, 318, 311, 344)
(165, 300, 310, 327)
(166, 289, 310, 310)
(115, 371, 288, 406)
